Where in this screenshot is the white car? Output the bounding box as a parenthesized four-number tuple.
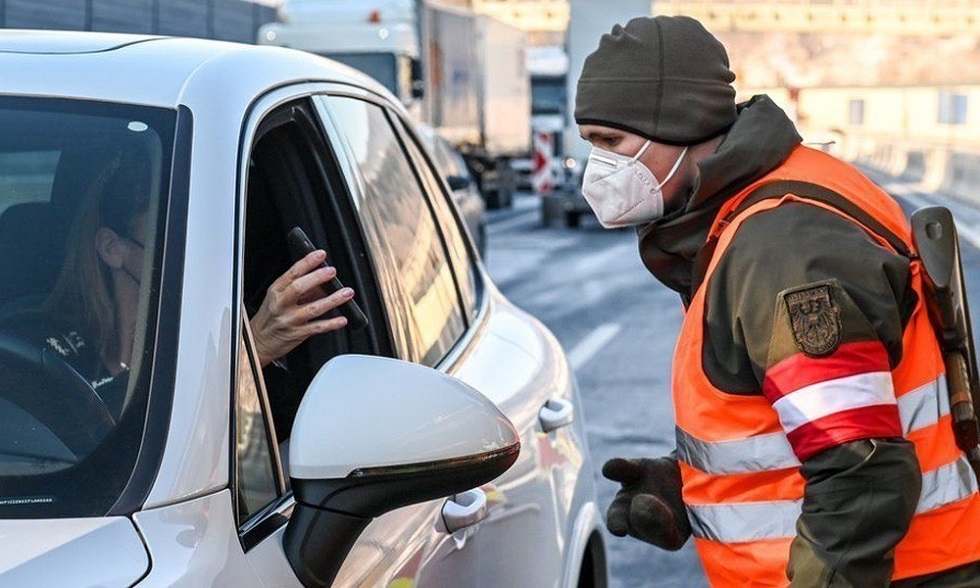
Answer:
(416, 125, 488, 258)
(0, 31, 606, 587)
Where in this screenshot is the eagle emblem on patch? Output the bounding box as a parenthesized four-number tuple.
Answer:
(785, 285, 842, 357)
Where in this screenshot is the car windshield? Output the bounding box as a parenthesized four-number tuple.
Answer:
(0, 98, 175, 518)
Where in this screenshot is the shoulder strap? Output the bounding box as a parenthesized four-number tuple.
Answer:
(728, 180, 912, 259)
(690, 180, 912, 298)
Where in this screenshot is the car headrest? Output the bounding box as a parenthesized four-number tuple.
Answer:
(0, 202, 70, 307)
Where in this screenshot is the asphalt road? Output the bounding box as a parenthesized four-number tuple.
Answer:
(482, 175, 980, 588)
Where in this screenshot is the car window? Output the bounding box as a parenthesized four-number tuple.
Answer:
(0, 150, 60, 215)
(0, 97, 175, 518)
(322, 96, 465, 366)
(242, 100, 376, 441)
(431, 137, 463, 178)
(392, 117, 479, 322)
(235, 322, 281, 526)
(450, 150, 472, 183)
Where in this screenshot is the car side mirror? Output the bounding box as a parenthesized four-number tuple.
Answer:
(283, 354, 520, 588)
(411, 58, 424, 100)
(446, 174, 471, 191)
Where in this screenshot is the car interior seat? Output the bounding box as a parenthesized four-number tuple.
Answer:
(0, 202, 72, 312)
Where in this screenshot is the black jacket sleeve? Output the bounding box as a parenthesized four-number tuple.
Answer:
(788, 439, 921, 587)
(704, 202, 921, 586)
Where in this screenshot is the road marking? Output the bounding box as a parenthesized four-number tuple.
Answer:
(891, 186, 980, 251)
(487, 211, 538, 234)
(568, 323, 622, 371)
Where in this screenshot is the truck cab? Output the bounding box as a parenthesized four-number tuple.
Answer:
(259, 1, 422, 105)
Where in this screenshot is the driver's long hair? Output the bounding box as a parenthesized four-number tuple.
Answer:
(46, 149, 151, 362)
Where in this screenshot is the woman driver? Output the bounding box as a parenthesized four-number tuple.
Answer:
(42, 149, 353, 416)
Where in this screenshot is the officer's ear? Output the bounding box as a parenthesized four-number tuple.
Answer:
(95, 227, 126, 270)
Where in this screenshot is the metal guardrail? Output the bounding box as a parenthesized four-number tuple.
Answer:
(837, 131, 980, 206)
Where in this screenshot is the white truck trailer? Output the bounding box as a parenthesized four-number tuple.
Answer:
(259, 0, 531, 208)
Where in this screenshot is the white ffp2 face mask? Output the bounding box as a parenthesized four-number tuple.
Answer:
(581, 141, 688, 228)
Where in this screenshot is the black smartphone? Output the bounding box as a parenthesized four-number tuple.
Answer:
(286, 226, 369, 330)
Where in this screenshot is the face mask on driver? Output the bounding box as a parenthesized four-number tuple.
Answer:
(581, 141, 688, 229)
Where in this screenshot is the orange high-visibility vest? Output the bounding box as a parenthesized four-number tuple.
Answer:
(674, 146, 980, 586)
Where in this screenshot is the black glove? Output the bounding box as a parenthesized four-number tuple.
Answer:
(602, 456, 691, 551)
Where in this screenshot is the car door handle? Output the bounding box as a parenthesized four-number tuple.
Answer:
(442, 488, 488, 533)
(539, 397, 574, 432)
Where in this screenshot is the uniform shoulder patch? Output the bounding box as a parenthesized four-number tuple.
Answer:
(784, 284, 842, 357)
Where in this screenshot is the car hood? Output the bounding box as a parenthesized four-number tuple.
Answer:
(0, 517, 150, 586)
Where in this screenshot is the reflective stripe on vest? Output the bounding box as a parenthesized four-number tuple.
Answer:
(688, 454, 978, 542)
(677, 375, 949, 476)
(916, 455, 979, 514)
(899, 375, 951, 436)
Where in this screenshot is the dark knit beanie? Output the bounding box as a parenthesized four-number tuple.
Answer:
(575, 15, 737, 145)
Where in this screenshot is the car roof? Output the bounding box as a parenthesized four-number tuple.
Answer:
(0, 30, 396, 109)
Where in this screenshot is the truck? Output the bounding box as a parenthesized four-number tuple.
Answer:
(258, 0, 531, 209)
(528, 45, 569, 138)
(540, 0, 652, 227)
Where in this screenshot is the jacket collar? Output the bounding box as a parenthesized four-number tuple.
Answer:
(637, 95, 802, 301)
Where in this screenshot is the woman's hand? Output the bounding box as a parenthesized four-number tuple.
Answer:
(249, 250, 354, 367)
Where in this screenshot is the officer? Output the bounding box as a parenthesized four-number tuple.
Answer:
(574, 15, 980, 586)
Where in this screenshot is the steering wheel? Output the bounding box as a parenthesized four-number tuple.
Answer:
(0, 328, 115, 457)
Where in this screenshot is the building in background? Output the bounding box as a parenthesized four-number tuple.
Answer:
(645, 1, 980, 156)
(0, 0, 276, 44)
(468, 1, 980, 84)
(481, 0, 980, 204)
(654, 0, 980, 37)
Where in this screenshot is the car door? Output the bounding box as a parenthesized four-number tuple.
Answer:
(315, 92, 573, 586)
(233, 84, 578, 587)
(389, 107, 577, 587)
(429, 135, 487, 257)
(231, 89, 475, 587)
(310, 91, 492, 586)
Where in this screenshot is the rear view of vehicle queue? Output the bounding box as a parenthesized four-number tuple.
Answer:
(43, 149, 352, 416)
(575, 15, 980, 586)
